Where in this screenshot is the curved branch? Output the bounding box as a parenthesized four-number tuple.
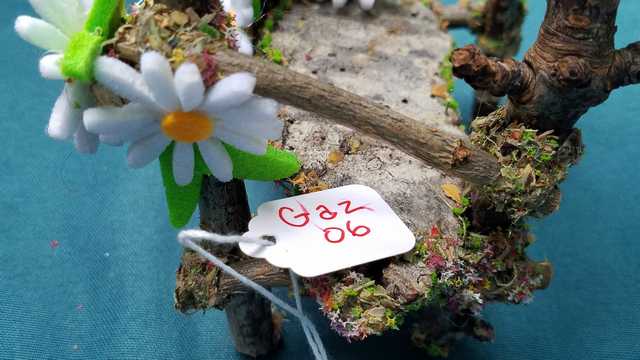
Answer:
(611, 41, 640, 89)
(451, 44, 534, 98)
(115, 43, 501, 185)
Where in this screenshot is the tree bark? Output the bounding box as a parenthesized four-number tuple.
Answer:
(115, 42, 500, 186)
(196, 177, 280, 357)
(452, 0, 638, 134)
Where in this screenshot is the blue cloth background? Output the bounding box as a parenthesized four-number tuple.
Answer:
(1, 0, 639, 359)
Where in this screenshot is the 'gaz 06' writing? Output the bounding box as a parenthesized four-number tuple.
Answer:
(277, 200, 374, 243)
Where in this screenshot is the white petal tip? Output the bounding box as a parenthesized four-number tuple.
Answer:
(47, 126, 73, 141)
(175, 177, 193, 186)
(14, 16, 35, 34)
(76, 143, 99, 154)
(213, 173, 233, 183)
(39, 54, 64, 80)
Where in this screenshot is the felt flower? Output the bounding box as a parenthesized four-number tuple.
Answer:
(14, 0, 99, 153)
(84, 52, 283, 185)
(221, 0, 254, 55)
(332, 0, 375, 11)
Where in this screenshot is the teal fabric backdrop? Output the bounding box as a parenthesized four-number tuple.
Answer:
(1, 0, 639, 359)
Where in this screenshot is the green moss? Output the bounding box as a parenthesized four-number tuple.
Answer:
(351, 306, 363, 319)
(198, 23, 221, 39)
(439, 49, 455, 94)
(255, 0, 292, 64)
(258, 31, 285, 64)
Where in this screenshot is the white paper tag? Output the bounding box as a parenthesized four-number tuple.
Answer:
(240, 185, 416, 277)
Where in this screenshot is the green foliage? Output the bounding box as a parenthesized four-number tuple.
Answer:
(160, 143, 300, 228)
(159, 143, 210, 228)
(61, 31, 103, 83)
(258, 31, 285, 64)
(439, 49, 455, 94)
(84, 0, 124, 36)
(198, 23, 221, 39)
(469, 111, 579, 223)
(60, 0, 125, 82)
(255, 0, 292, 64)
(224, 143, 300, 181)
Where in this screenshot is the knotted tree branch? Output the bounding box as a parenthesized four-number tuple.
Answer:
(116, 43, 501, 185)
(452, 44, 534, 98)
(611, 41, 640, 89)
(452, 0, 639, 133)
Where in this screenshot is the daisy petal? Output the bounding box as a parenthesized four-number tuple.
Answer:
(217, 97, 282, 140)
(47, 86, 82, 140)
(74, 123, 99, 154)
(332, 0, 348, 8)
(358, 0, 375, 10)
(127, 133, 171, 168)
(28, 0, 85, 36)
(84, 102, 159, 135)
(200, 72, 256, 114)
(198, 138, 233, 182)
(70, 82, 96, 108)
(235, 8, 254, 28)
(99, 123, 161, 146)
(216, 126, 268, 155)
(39, 54, 64, 80)
(15, 16, 69, 52)
(141, 52, 180, 112)
(220, 0, 233, 14)
(233, 28, 254, 56)
(173, 142, 195, 185)
(174, 63, 205, 112)
(80, 0, 94, 13)
(99, 134, 125, 147)
(94, 56, 160, 111)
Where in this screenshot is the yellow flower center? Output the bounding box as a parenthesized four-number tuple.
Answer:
(161, 111, 214, 143)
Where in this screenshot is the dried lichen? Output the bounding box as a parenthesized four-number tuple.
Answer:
(111, 0, 241, 75)
(470, 107, 583, 223)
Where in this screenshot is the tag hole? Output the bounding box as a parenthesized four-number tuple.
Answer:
(261, 235, 277, 245)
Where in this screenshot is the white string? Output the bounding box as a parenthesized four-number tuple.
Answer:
(177, 229, 329, 360)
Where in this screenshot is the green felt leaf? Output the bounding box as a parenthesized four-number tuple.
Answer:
(61, 31, 103, 83)
(60, 0, 124, 82)
(160, 143, 300, 228)
(85, 0, 125, 37)
(225, 144, 300, 181)
(252, 0, 262, 21)
(159, 143, 210, 228)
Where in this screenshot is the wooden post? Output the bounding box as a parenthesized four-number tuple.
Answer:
(199, 177, 279, 357)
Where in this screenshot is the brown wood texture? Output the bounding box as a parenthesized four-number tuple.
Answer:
(452, 0, 639, 133)
(195, 177, 279, 357)
(215, 49, 500, 185)
(115, 43, 500, 185)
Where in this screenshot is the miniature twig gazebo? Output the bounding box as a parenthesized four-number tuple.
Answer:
(14, 0, 639, 357)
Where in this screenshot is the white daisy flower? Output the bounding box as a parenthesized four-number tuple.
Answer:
(221, 0, 254, 55)
(332, 0, 375, 11)
(84, 52, 283, 185)
(14, 0, 99, 153)
(222, 0, 254, 28)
